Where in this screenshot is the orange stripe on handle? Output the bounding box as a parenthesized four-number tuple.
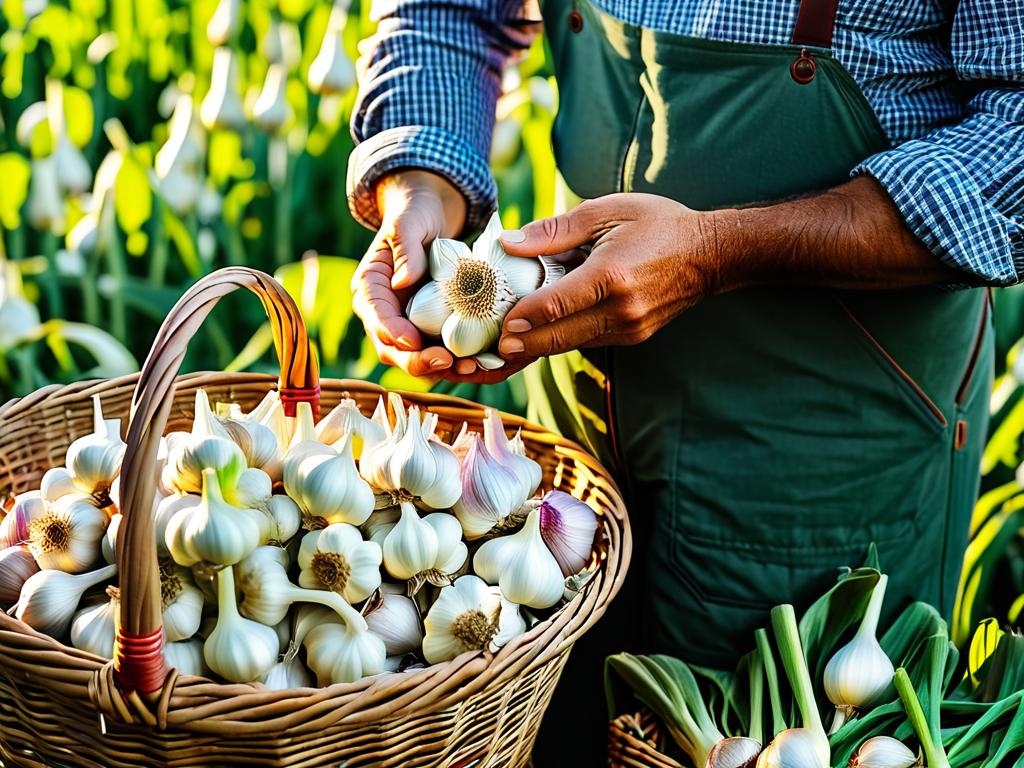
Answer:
(279, 385, 321, 418)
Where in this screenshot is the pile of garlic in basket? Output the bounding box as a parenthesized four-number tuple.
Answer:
(1, 388, 600, 687)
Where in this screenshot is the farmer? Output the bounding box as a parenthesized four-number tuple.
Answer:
(347, 0, 1022, 761)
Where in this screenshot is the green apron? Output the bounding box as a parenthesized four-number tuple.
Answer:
(531, 0, 993, 761)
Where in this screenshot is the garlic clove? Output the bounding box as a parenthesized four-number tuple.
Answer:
(472, 507, 564, 609)
(315, 398, 387, 459)
(383, 502, 439, 581)
(483, 409, 541, 501)
(70, 589, 118, 658)
(0, 492, 46, 549)
(297, 524, 382, 604)
(441, 313, 501, 359)
(160, 560, 205, 642)
(285, 438, 374, 527)
(230, 467, 273, 510)
(28, 494, 108, 573)
(453, 433, 521, 539)
(102, 512, 121, 565)
(40, 467, 77, 503)
(429, 238, 471, 282)
(474, 353, 506, 371)
(538, 490, 599, 577)
(0, 545, 40, 606)
(422, 441, 462, 511)
(422, 513, 468, 574)
(264, 494, 302, 544)
(853, 736, 920, 768)
(14, 563, 117, 637)
(154, 494, 200, 558)
(406, 281, 453, 337)
(261, 651, 313, 690)
(365, 591, 423, 656)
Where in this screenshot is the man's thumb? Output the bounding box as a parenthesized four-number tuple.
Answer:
(499, 205, 599, 257)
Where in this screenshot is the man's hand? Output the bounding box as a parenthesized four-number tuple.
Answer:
(496, 193, 720, 360)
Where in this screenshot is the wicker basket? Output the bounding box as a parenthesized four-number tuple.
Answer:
(608, 709, 686, 768)
(0, 268, 631, 768)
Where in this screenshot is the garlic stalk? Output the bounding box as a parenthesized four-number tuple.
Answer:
(14, 563, 117, 637)
(365, 588, 423, 656)
(483, 409, 541, 500)
(0, 492, 46, 549)
(850, 737, 920, 768)
(40, 467, 77, 503)
(537, 490, 599, 577)
(253, 63, 290, 133)
(163, 390, 247, 494)
(206, 0, 241, 46)
(201, 47, 247, 131)
(204, 565, 280, 683)
(70, 586, 118, 658)
(27, 494, 108, 573)
(284, 436, 374, 527)
(66, 394, 126, 504)
(163, 638, 209, 677)
(405, 212, 564, 357)
(0, 546, 40, 606)
(824, 575, 894, 732)
(314, 398, 387, 459)
(303, 619, 387, 685)
(297, 525, 382, 604)
(893, 668, 949, 768)
(160, 559, 204, 642)
(307, 0, 355, 95)
(165, 469, 262, 567)
(422, 575, 526, 664)
(473, 507, 564, 609)
(453, 432, 523, 539)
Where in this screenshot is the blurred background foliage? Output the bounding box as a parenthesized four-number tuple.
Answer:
(0, 0, 556, 409)
(5, 0, 1024, 648)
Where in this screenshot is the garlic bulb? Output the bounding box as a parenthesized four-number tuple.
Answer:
(706, 738, 762, 768)
(307, 0, 355, 95)
(314, 398, 386, 459)
(824, 575, 894, 732)
(160, 560, 204, 642)
(163, 390, 247, 494)
(0, 492, 46, 548)
(66, 394, 125, 503)
(165, 469, 262, 567)
(538, 491, 598, 577)
(264, 494, 301, 544)
(375, 505, 467, 585)
(262, 19, 302, 71)
(40, 467, 77, 503)
(155, 93, 204, 178)
(163, 638, 209, 677)
(154, 494, 200, 558)
(14, 563, 117, 637)
(304, 620, 386, 685)
(52, 135, 92, 196)
(473, 507, 564, 609)
(483, 409, 541, 500)
(365, 590, 423, 656)
(360, 406, 461, 510)
(422, 575, 526, 664)
(230, 467, 273, 510)
(204, 565, 280, 683)
(852, 737, 920, 768)
(27, 494, 108, 573)
(262, 648, 312, 690)
(206, 0, 240, 46)
(382, 502, 437, 581)
(253, 64, 290, 133)
(285, 437, 374, 526)
(0, 546, 40, 605)
(406, 212, 563, 357)
(102, 512, 121, 564)
(755, 729, 829, 768)
(70, 588, 118, 658)
(297, 525, 382, 604)
(201, 47, 247, 131)
(453, 432, 523, 539)
(217, 410, 281, 478)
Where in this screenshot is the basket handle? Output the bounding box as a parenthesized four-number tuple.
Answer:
(114, 267, 319, 696)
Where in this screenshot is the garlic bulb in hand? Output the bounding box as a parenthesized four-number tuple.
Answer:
(297, 525, 382, 604)
(15, 563, 117, 637)
(160, 560, 205, 642)
(0, 546, 40, 605)
(483, 409, 541, 500)
(422, 575, 526, 664)
(473, 507, 564, 609)
(453, 432, 524, 539)
(365, 589, 423, 656)
(27, 495, 107, 573)
(851, 737, 920, 768)
(66, 395, 125, 503)
(204, 565, 280, 683)
(70, 587, 118, 658)
(405, 212, 563, 357)
(538, 491, 599, 577)
(823, 575, 894, 732)
(165, 469, 262, 567)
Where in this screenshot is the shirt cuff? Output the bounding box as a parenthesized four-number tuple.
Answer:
(852, 145, 1024, 287)
(346, 125, 496, 234)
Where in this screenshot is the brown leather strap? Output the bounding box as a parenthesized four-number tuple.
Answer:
(791, 0, 841, 47)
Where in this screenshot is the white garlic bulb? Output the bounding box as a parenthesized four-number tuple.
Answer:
(756, 729, 830, 768)
(261, 648, 312, 690)
(365, 589, 423, 657)
(0, 492, 46, 549)
(163, 390, 247, 495)
(154, 494, 200, 558)
(483, 409, 541, 501)
(201, 47, 247, 131)
(204, 565, 280, 683)
(307, 1, 355, 95)
(297, 525, 382, 604)
(253, 63, 290, 133)
(230, 467, 273, 510)
(285, 436, 374, 527)
(422, 575, 526, 664)
(165, 469, 262, 567)
(217, 410, 282, 479)
(102, 512, 121, 564)
(0, 546, 39, 606)
(14, 563, 117, 637)
(405, 212, 563, 357)
(537, 491, 599, 577)
(853, 737, 920, 768)
(206, 0, 240, 46)
(314, 398, 386, 459)
(70, 589, 118, 658)
(40, 466, 77, 502)
(264, 494, 301, 544)
(382, 502, 438, 581)
(160, 560, 204, 642)
(163, 638, 209, 677)
(473, 507, 564, 609)
(27, 157, 63, 232)
(303, 620, 386, 685)
(453, 432, 523, 539)
(824, 575, 894, 732)
(66, 394, 125, 503)
(27, 494, 108, 573)
(373, 506, 467, 584)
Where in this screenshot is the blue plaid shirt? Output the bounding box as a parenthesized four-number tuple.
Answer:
(348, 0, 1024, 285)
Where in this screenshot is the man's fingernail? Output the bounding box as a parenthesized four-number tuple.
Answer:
(429, 356, 449, 370)
(395, 335, 416, 350)
(500, 337, 525, 356)
(455, 359, 477, 375)
(500, 229, 526, 244)
(506, 318, 532, 333)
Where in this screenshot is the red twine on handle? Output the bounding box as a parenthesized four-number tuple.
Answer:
(114, 627, 166, 695)
(279, 385, 321, 418)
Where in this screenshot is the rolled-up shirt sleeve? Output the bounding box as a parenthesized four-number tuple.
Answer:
(348, 0, 539, 233)
(852, 0, 1024, 286)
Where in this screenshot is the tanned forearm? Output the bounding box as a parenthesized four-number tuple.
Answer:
(707, 176, 959, 293)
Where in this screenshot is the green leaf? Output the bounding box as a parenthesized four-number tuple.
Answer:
(0, 153, 31, 229)
(114, 157, 152, 235)
(36, 320, 137, 378)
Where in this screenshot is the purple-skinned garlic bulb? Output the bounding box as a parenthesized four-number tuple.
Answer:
(538, 490, 599, 577)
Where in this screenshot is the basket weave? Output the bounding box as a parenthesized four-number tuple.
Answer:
(608, 709, 686, 768)
(0, 268, 631, 767)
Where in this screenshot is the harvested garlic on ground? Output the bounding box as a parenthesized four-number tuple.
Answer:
(297, 525, 382, 604)
(160, 560, 204, 642)
(165, 469, 262, 567)
(66, 394, 125, 504)
(405, 212, 563, 357)
(422, 575, 526, 664)
(27, 494, 107, 573)
(453, 432, 523, 539)
(14, 563, 117, 637)
(824, 575, 894, 732)
(204, 565, 279, 683)
(473, 507, 564, 609)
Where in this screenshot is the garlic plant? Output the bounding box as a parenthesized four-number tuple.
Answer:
(27, 494, 107, 573)
(851, 737, 920, 768)
(405, 212, 563, 357)
(824, 575, 894, 732)
(46, 80, 92, 195)
(307, 0, 355, 95)
(201, 47, 247, 131)
(297, 525, 382, 604)
(14, 563, 117, 637)
(422, 575, 526, 664)
(206, 0, 241, 46)
(66, 394, 125, 503)
(473, 507, 564, 609)
(27, 157, 62, 231)
(204, 565, 280, 683)
(165, 469, 262, 567)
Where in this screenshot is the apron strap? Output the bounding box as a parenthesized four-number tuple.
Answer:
(791, 0, 841, 48)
